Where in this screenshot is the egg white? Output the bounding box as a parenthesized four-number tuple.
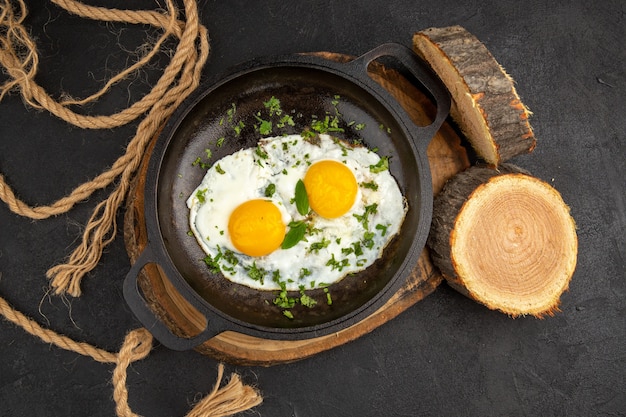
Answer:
(187, 134, 407, 291)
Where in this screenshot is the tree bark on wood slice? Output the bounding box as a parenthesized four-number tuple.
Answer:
(123, 52, 470, 366)
(427, 164, 577, 317)
(413, 25, 536, 166)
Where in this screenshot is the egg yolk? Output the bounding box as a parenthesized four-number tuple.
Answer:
(228, 199, 286, 257)
(303, 160, 358, 218)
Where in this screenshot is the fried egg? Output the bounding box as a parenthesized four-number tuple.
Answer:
(187, 134, 407, 291)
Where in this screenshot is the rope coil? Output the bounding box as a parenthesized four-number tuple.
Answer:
(0, 0, 207, 296)
(0, 0, 264, 415)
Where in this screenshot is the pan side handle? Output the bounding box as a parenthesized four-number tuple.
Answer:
(346, 42, 451, 152)
(123, 246, 222, 351)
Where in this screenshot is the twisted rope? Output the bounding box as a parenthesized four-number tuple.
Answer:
(0, 1, 264, 415)
(0, 294, 263, 417)
(0, 0, 208, 295)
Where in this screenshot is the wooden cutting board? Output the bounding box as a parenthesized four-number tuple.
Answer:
(123, 52, 470, 366)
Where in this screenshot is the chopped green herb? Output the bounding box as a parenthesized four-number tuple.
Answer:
(223, 249, 239, 266)
(324, 287, 333, 305)
(265, 183, 276, 197)
(204, 148, 212, 159)
(353, 123, 366, 131)
(311, 115, 344, 134)
(362, 231, 375, 249)
(202, 254, 221, 274)
(309, 237, 330, 253)
(264, 96, 282, 116)
(300, 292, 317, 308)
(274, 284, 296, 309)
(277, 114, 295, 128)
(255, 116, 272, 135)
(376, 223, 389, 236)
(361, 180, 379, 191)
(187, 230, 194, 236)
(234, 120, 245, 136)
(370, 156, 390, 173)
(299, 268, 312, 279)
(353, 203, 378, 230)
(326, 253, 350, 271)
(226, 103, 236, 123)
(215, 164, 225, 174)
(255, 145, 269, 159)
(216, 137, 225, 147)
(283, 310, 294, 319)
(245, 262, 266, 285)
(300, 128, 317, 140)
(195, 188, 207, 204)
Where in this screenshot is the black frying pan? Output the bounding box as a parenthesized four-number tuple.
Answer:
(124, 43, 450, 350)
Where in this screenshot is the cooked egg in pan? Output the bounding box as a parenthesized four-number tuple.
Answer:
(187, 134, 407, 291)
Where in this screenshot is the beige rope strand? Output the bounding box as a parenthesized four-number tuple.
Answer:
(185, 366, 263, 417)
(0, 0, 209, 293)
(0, 294, 117, 363)
(113, 328, 154, 417)
(59, 0, 179, 107)
(0, 0, 191, 219)
(46, 0, 209, 296)
(0, 0, 183, 129)
(1, 292, 262, 416)
(0, 1, 263, 415)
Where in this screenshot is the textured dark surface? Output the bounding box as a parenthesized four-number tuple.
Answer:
(1, 1, 624, 416)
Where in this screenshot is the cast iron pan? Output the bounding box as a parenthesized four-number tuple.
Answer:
(124, 43, 450, 350)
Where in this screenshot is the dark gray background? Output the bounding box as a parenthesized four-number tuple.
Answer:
(1, 1, 624, 416)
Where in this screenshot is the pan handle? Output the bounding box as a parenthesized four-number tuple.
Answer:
(346, 42, 451, 150)
(123, 246, 223, 351)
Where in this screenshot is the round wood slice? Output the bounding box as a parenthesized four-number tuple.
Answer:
(428, 164, 577, 317)
(413, 26, 536, 166)
(123, 52, 470, 366)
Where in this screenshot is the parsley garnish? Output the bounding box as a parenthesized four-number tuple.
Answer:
(264, 96, 282, 116)
(353, 203, 378, 230)
(361, 180, 379, 191)
(265, 183, 276, 197)
(233, 120, 245, 136)
(299, 290, 317, 308)
(326, 254, 349, 271)
(277, 114, 295, 128)
(309, 237, 330, 254)
(195, 188, 207, 204)
(362, 231, 375, 249)
(202, 253, 221, 274)
(370, 156, 390, 173)
(245, 262, 267, 285)
(324, 287, 333, 305)
(255, 115, 272, 135)
(299, 268, 312, 279)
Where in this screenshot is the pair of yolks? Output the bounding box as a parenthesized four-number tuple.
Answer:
(228, 160, 358, 257)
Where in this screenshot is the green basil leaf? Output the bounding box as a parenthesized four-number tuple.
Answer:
(281, 221, 307, 249)
(295, 179, 309, 216)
